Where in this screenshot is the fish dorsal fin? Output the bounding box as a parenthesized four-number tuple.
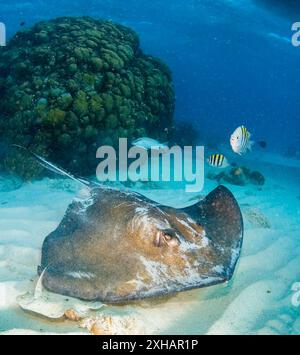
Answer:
(182, 186, 244, 250)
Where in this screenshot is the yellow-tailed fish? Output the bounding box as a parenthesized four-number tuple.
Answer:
(207, 154, 230, 168)
(230, 125, 254, 155)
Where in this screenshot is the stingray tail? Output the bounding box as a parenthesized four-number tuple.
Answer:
(34, 267, 47, 300)
(12, 145, 91, 187)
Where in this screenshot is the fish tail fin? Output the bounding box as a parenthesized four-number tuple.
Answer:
(223, 159, 230, 168)
(248, 140, 255, 151)
(11, 145, 91, 187)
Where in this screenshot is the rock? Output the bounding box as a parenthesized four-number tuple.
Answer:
(208, 166, 266, 187)
(249, 171, 265, 186)
(64, 309, 83, 322)
(81, 315, 146, 335)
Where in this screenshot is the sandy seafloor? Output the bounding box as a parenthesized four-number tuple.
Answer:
(0, 152, 300, 335)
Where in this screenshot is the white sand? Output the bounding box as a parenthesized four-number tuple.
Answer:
(0, 155, 300, 335)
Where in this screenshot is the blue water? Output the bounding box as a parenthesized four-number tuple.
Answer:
(1, 0, 300, 153)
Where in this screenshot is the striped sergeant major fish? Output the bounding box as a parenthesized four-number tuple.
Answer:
(230, 125, 254, 155)
(207, 154, 230, 168)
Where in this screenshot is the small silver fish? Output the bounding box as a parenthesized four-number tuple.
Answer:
(230, 126, 254, 155)
(132, 137, 168, 150)
(208, 154, 230, 168)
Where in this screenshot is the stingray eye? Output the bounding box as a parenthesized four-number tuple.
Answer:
(154, 229, 180, 248)
(166, 235, 180, 247)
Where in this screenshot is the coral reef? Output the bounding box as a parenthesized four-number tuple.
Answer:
(208, 166, 265, 186)
(0, 17, 174, 178)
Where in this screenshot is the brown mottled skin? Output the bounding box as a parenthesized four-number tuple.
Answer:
(39, 185, 243, 303)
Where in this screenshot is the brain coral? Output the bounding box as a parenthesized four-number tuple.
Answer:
(0, 17, 174, 178)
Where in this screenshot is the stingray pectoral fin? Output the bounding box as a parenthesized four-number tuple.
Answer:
(42, 266, 100, 301)
(182, 185, 244, 279)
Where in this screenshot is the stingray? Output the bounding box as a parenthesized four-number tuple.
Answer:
(16, 146, 244, 303)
